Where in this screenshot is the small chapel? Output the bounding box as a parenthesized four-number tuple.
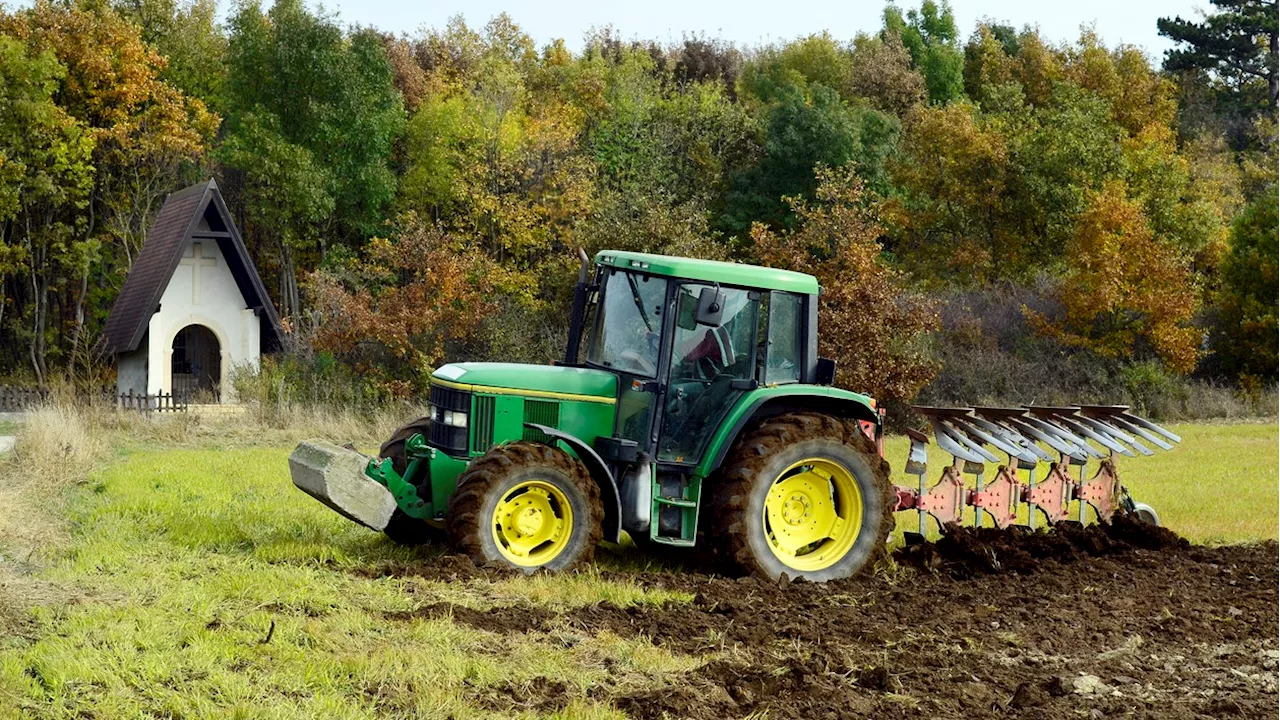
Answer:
(102, 179, 283, 403)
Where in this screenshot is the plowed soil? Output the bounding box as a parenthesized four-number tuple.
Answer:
(373, 520, 1278, 720)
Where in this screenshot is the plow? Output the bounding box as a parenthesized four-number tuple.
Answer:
(291, 249, 1179, 581)
(892, 405, 1175, 543)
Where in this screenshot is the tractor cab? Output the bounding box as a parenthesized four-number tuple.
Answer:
(579, 252, 816, 466)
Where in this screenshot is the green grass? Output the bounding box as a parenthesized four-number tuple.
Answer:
(0, 446, 695, 719)
(0, 420, 19, 436)
(883, 421, 1278, 544)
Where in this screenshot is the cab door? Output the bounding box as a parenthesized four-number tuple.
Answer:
(657, 285, 761, 464)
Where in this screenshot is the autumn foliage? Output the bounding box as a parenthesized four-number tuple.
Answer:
(752, 166, 939, 402)
(1026, 181, 1200, 373)
(309, 221, 499, 396)
(0, 0, 1274, 404)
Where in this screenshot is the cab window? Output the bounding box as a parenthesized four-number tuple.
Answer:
(585, 269, 667, 377)
(765, 292, 802, 385)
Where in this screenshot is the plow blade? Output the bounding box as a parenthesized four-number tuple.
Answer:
(289, 440, 396, 531)
(895, 405, 1179, 540)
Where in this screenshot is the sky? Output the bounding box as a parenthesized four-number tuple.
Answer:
(287, 0, 1207, 59)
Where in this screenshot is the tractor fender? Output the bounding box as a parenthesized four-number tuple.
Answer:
(523, 423, 622, 544)
(695, 388, 879, 479)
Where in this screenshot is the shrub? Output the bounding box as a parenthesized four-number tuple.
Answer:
(1026, 181, 1200, 373)
(307, 218, 501, 396)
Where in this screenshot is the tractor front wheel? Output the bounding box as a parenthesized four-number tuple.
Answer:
(709, 413, 894, 582)
(447, 442, 602, 572)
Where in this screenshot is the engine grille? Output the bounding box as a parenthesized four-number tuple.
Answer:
(472, 395, 496, 450)
(522, 399, 560, 442)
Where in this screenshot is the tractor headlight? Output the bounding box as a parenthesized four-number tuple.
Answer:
(429, 403, 468, 429)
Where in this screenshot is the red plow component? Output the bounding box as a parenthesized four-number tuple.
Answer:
(894, 405, 1177, 542)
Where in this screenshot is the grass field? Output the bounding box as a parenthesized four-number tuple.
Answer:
(0, 418, 1274, 718)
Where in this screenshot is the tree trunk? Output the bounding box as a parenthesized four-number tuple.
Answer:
(1269, 28, 1280, 110)
(29, 263, 47, 387)
(279, 242, 300, 322)
(68, 266, 90, 380)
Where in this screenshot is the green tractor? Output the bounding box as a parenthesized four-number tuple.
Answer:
(292, 250, 893, 581)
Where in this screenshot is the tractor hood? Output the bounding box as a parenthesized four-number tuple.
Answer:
(429, 362, 618, 403)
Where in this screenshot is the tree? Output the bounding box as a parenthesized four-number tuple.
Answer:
(1065, 31, 1177, 136)
(738, 33, 853, 105)
(1, 0, 214, 381)
(1159, 0, 1278, 113)
(883, 101, 1011, 281)
(673, 35, 742, 98)
(883, 0, 965, 104)
(113, 0, 228, 108)
(396, 14, 596, 327)
(1026, 181, 1200, 373)
(722, 83, 898, 234)
(1211, 188, 1278, 378)
(752, 166, 938, 402)
(0, 36, 95, 381)
(963, 24, 1017, 107)
(848, 31, 927, 116)
(221, 0, 404, 317)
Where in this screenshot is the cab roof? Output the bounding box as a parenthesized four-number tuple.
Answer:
(595, 250, 820, 295)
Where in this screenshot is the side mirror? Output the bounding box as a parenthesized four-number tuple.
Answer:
(695, 287, 725, 327)
(815, 357, 837, 385)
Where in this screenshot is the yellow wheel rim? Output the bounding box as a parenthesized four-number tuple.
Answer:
(491, 480, 574, 567)
(763, 457, 862, 572)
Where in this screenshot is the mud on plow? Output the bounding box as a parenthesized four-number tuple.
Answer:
(892, 405, 1177, 542)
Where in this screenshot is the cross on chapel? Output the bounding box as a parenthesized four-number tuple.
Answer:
(178, 242, 218, 305)
(101, 179, 283, 404)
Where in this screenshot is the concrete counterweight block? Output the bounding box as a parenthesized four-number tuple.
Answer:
(290, 440, 396, 531)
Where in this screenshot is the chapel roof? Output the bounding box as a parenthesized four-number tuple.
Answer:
(100, 179, 283, 354)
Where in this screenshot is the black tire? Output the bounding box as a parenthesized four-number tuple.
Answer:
(378, 417, 441, 545)
(447, 442, 603, 573)
(708, 413, 895, 582)
(380, 416, 432, 476)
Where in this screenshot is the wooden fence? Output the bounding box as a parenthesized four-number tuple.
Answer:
(0, 385, 189, 413)
(0, 386, 49, 412)
(116, 390, 189, 413)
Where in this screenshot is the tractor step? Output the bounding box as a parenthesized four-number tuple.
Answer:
(290, 440, 396, 531)
(652, 472, 701, 544)
(648, 534, 696, 547)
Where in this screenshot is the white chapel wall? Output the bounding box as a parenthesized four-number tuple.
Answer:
(116, 339, 148, 397)
(145, 228, 260, 402)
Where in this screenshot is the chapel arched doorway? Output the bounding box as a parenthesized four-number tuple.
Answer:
(172, 324, 221, 400)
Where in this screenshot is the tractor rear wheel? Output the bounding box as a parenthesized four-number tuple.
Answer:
(709, 413, 894, 582)
(447, 442, 602, 572)
(378, 417, 441, 545)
